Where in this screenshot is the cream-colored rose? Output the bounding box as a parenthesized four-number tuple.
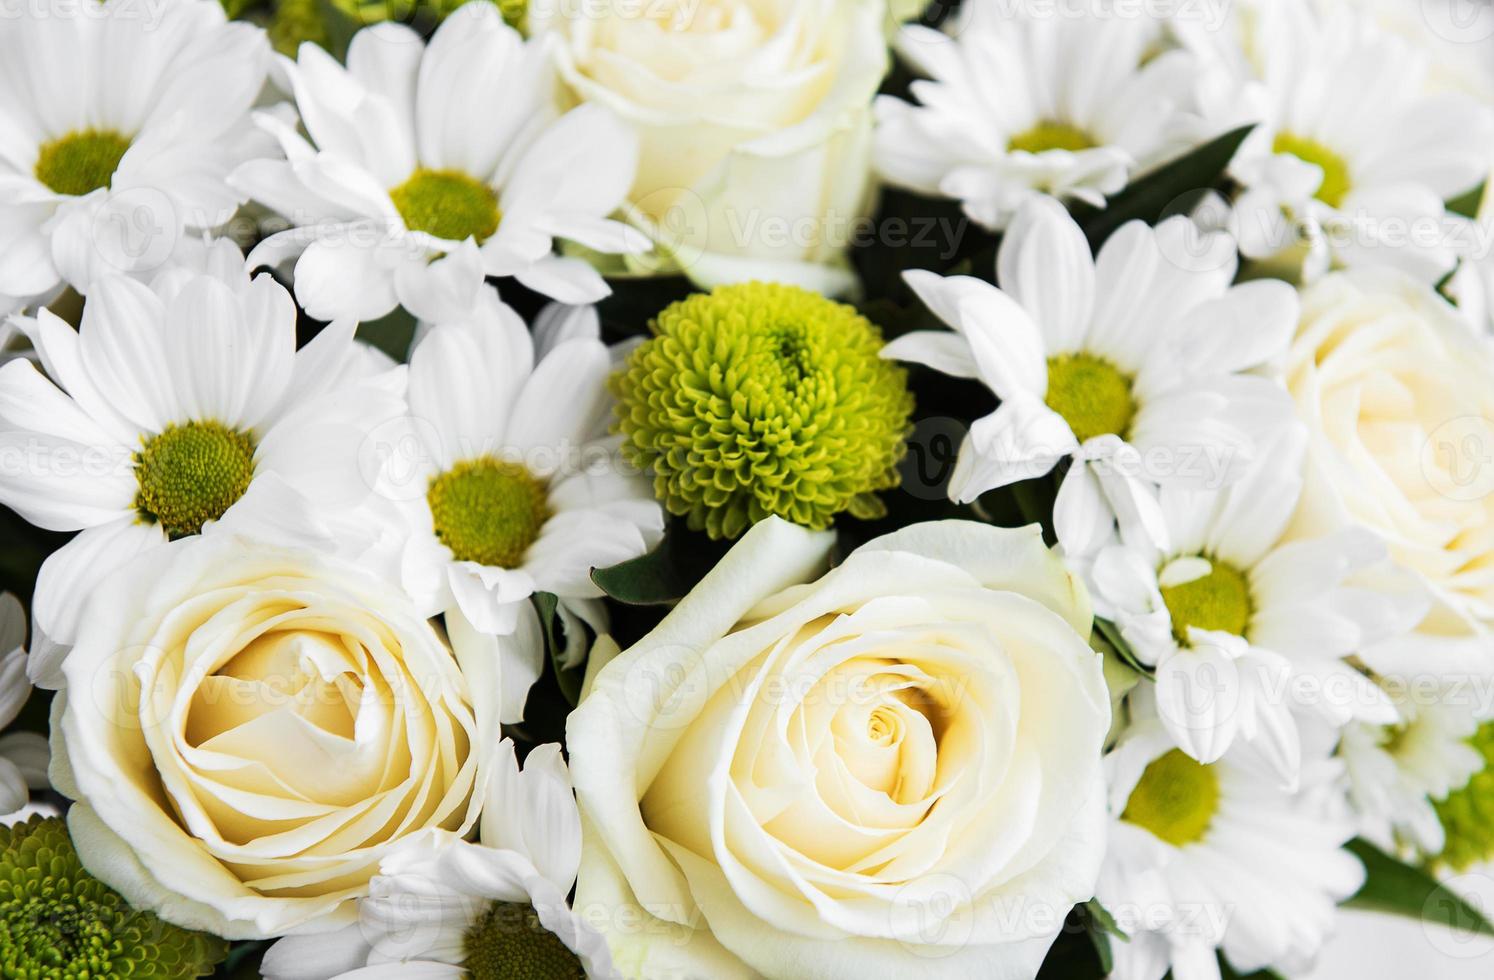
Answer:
(50, 536, 487, 939)
(568, 518, 1110, 979)
(530, 0, 889, 294)
(1286, 269, 1494, 672)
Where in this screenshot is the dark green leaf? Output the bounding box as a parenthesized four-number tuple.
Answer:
(1449, 182, 1486, 220)
(215, 940, 269, 978)
(356, 306, 419, 363)
(1345, 838, 1494, 938)
(1080, 899, 1128, 974)
(590, 521, 730, 605)
(1074, 125, 1256, 248)
(534, 592, 586, 707)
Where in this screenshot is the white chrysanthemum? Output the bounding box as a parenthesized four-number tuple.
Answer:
(0, 594, 46, 816)
(883, 198, 1297, 557)
(1097, 710, 1364, 980)
(261, 740, 616, 980)
(0, 241, 407, 685)
(381, 289, 661, 720)
(1341, 691, 1485, 860)
(1201, 0, 1494, 282)
(0, 0, 269, 307)
(874, 8, 1205, 230)
(1324, 0, 1494, 104)
(1089, 426, 1422, 780)
(235, 4, 649, 323)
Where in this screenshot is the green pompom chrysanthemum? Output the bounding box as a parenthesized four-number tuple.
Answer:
(614, 283, 914, 540)
(0, 817, 227, 978)
(1435, 722, 1494, 871)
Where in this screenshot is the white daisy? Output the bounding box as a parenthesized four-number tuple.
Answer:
(0, 241, 408, 686)
(1341, 690, 1485, 860)
(234, 4, 650, 323)
(1097, 710, 1365, 980)
(882, 198, 1297, 557)
(260, 740, 617, 980)
(1089, 425, 1423, 781)
(874, 7, 1205, 230)
(0, 593, 47, 816)
(379, 287, 661, 720)
(0, 0, 270, 305)
(1202, 0, 1494, 282)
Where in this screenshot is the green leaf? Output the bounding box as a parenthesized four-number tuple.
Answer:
(1449, 182, 1486, 220)
(534, 592, 586, 707)
(1074, 124, 1256, 248)
(1094, 617, 1151, 676)
(1345, 838, 1494, 938)
(355, 306, 419, 363)
(590, 521, 730, 605)
(1079, 900, 1128, 974)
(215, 940, 269, 978)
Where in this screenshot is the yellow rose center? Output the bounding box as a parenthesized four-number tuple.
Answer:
(1120, 748, 1220, 847)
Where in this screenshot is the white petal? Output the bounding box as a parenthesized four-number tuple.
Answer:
(447, 598, 542, 724)
(1154, 643, 1243, 765)
(28, 519, 165, 687)
(997, 197, 1096, 352)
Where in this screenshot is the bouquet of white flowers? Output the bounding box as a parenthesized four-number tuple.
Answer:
(1, 0, 1493, 977)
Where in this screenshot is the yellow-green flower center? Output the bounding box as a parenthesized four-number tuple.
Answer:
(1435, 721, 1494, 871)
(34, 129, 132, 197)
(1008, 120, 1096, 154)
(463, 901, 584, 980)
(1044, 353, 1136, 443)
(1272, 132, 1352, 209)
(134, 421, 257, 539)
(1160, 558, 1253, 645)
(427, 457, 550, 568)
(389, 168, 501, 243)
(1121, 748, 1220, 847)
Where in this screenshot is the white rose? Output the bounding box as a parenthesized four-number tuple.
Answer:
(531, 0, 889, 295)
(567, 518, 1110, 979)
(50, 536, 488, 939)
(1286, 268, 1494, 671)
